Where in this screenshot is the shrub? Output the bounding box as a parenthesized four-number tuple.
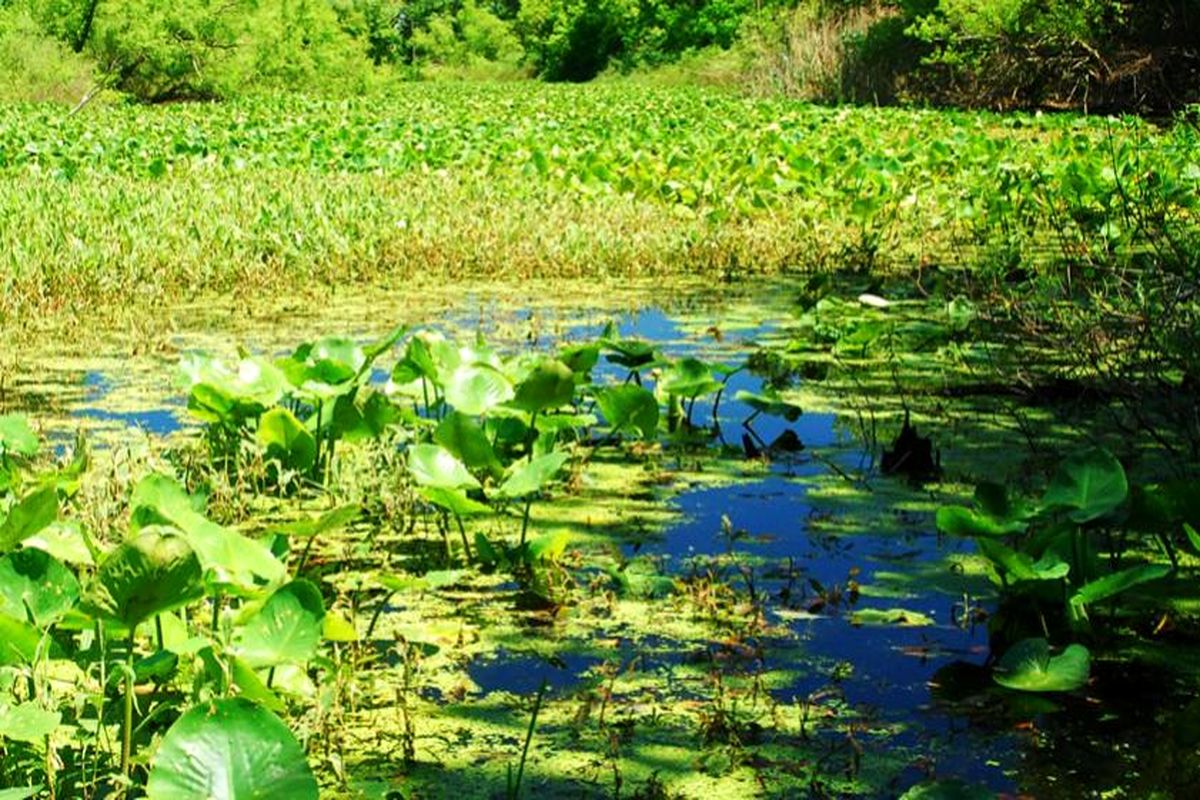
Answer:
(0, 4, 94, 102)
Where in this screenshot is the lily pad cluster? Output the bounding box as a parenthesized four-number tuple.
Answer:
(938, 447, 1199, 692)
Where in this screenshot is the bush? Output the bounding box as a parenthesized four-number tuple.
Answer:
(235, 0, 377, 94)
(412, 0, 523, 69)
(0, 4, 94, 102)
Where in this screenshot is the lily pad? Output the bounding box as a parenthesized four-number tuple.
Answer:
(596, 385, 659, 439)
(1042, 448, 1128, 523)
(659, 358, 723, 399)
(131, 474, 285, 591)
(497, 451, 569, 499)
(146, 698, 318, 800)
(257, 407, 317, 472)
(444, 364, 513, 416)
(408, 444, 480, 490)
(512, 359, 575, 415)
(850, 608, 935, 627)
(0, 549, 80, 627)
(993, 638, 1090, 693)
(83, 527, 204, 629)
(733, 389, 802, 422)
(935, 505, 1026, 538)
(232, 580, 326, 669)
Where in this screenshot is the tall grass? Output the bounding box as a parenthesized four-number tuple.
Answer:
(734, 2, 897, 102)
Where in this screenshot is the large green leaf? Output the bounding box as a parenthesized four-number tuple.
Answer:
(435, 412, 501, 475)
(295, 336, 364, 384)
(1042, 448, 1128, 523)
(82, 527, 204, 628)
(146, 698, 318, 800)
(512, 359, 575, 415)
(993, 638, 1090, 693)
(0, 702, 60, 744)
(935, 505, 1026, 538)
(179, 354, 288, 425)
(528, 531, 571, 563)
(22, 520, 94, 566)
(559, 342, 600, 376)
(331, 391, 402, 442)
(733, 389, 802, 422)
(659, 358, 723, 398)
(419, 487, 492, 517)
(1070, 563, 1172, 610)
(497, 451, 569, 499)
(977, 539, 1069, 583)
(407, 444, 480, 490)
(443, 364, 514, 416)
(0, 486, 58, 554)
(257, 407, 317, 471)
(0, 549, 80, 626)
(601, 335, 657, 370)
(131, 474, 285, 590)
(391, 335, 439, 385)
(0, 787, 40, 800)
(230, 656, 285, 713)
(0, 613, 43, 665)
(596, 385, 659, 439)
(232, 580, 325, 669)
(0, 415, 38, 458)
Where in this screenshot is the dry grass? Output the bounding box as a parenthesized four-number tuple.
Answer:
(737, 2, 897, 102)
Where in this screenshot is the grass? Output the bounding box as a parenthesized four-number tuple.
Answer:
(1, 83, 1195, 338)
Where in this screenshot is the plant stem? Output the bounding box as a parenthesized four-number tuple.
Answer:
(519, 497, 533, 547)
(313, 399, 324, 480)
(365, 591, 396, 641)
(454, 513, 473, 563)
(527, 410, 539, 462)
(45, 733, 56, 800)
(511, 680, 547, 800)
(121, 629, 135, 779)
(211, 591, 223, 640)
(297, 534, 319, 573)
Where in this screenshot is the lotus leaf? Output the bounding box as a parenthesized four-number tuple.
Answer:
(83, 527, 204, 628)
(146, 698, 318, 800)
(993, 638, 1090, 692)
(232, 580, 326, 669)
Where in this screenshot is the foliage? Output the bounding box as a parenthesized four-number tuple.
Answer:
(146, 698, 318, 799)
(0, 4, 93, 102)
(937, 448, 1197, 646)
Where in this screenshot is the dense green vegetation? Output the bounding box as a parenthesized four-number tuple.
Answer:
(2, 86, 1197, 363)
(2, 2, 1199, 797)
(1, 1, 1196, 109)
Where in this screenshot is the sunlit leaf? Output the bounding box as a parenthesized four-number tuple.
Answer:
(146, 698, 318, 800)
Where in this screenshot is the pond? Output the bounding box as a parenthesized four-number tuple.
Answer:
(3, 275, 1195, 799)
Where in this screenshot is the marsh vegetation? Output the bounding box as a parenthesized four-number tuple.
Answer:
(1, 5, 1199, 798)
